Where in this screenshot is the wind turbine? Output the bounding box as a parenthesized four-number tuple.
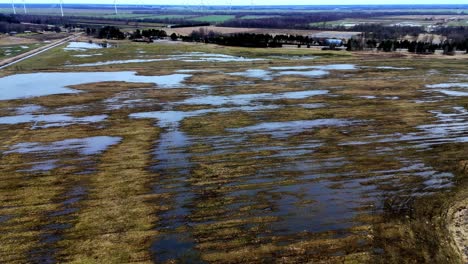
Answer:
(199, 0, 205, 11)
(113, 0, 118, 15)
(22, 0, 27, 14)
(59, 0, 64, 17)
(181, 0, 190, 11)
(226, 0, 233, 11)
(11, 0, 16, 15)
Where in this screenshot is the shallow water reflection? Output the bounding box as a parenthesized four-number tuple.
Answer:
(0, 72, 191, 100)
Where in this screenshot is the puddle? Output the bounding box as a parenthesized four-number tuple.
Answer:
(0, 215, 13, 223)
(15, 104, 44, 114)
(228, 69, 273, 80)
(174, 52, 265, 62)
(271, 66, 321, 70)
(270, 64, 356, 71)
(175, 69, 214, 73)
(148, 74, 192, 88)
(229, 119, 359, 138)
(426, 83, 468, 89)
(425, 83, 468, 97)
(131, 105, 278, 128)
(64, 42, 108, 51)
(70, 58, 171, 67)
(267, 64, 357, 77)
(20, 159, 58, 172)
(5, 136, 121, 156)
(299, 103, 327, 108)
(105, 94, 154, 110)
(229, 66, 355, 79)
(277, 70, 329, 77)
(0, 114, 107, 128)
(181, 90, 328, 106)
(73, 53, 103, 58)
(435, 90, 468, 97)
(374, 66, 413, 70)
(154, 129, 192, 171)
(269, 55, 318, 60)
(70, 52, 264, 67)
(151, 233, 202, 263)
(0, 72, 191, 100)
(343, 107, 468, 147)
(4, 136, 121, 175)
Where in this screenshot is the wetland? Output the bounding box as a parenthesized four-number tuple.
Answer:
(0, 40, 467, 263)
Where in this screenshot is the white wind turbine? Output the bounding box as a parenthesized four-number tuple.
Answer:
(22, 0, 27, 14)
(59, 0, 64, 17)
(11, 0, 16, 14)
(114, 0, 118, 15)
(180, 0, 190, 10)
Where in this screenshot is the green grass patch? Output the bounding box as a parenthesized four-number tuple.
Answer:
(188, 15, 236, 23)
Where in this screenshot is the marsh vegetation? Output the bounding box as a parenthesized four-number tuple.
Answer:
(0, 40, 467, 263)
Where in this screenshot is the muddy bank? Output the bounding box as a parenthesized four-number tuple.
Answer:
(449, 200, 468, 263)
(449, 161, 468, 263)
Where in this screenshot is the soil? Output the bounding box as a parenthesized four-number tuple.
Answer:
(450, 202, 468, 263)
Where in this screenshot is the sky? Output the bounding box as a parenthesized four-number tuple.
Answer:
(1, 0, 467, 6)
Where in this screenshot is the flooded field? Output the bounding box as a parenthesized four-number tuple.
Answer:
(0, 41, 467, 263)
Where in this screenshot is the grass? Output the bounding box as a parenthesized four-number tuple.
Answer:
(0, 82, 167, 263)
(447, 20, 468, 26)
(240, 15, 280, 20)
(309, 16, 464, 28)
(0, 43, 44, 60)
(188, 15, 236, 23)
(58, 118, 162, 263)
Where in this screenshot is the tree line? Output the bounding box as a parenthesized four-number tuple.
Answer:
(347, 38, 468, 54)
(129, 28, 167, 40)
(180, 29, 345, 47)
(179, 28, 468, 54)
(85, 26, 125, 39)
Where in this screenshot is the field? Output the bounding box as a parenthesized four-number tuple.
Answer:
(0, 43, 44, 60)
(188, 15, 236, 23)
(165, 25, 361, 38)
(1, 5, 468, 16)
(0, 33, 71, 63)
(1, 5, 468, 27)
(0, 38, 467, 263)
(240, 15, 281, 20)
(309, 14, 468, 29)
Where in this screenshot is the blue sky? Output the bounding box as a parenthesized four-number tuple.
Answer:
(1, 0, 467, 5)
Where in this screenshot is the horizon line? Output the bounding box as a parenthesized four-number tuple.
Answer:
(2, 3, 468, 6)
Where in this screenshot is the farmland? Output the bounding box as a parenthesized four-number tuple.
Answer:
(309, 14, 468, 30)
(0, 37, 467, 263)
(188, 15, 236, 23)
(0, 3, 467, 263)
(1, 4, 468, 29)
